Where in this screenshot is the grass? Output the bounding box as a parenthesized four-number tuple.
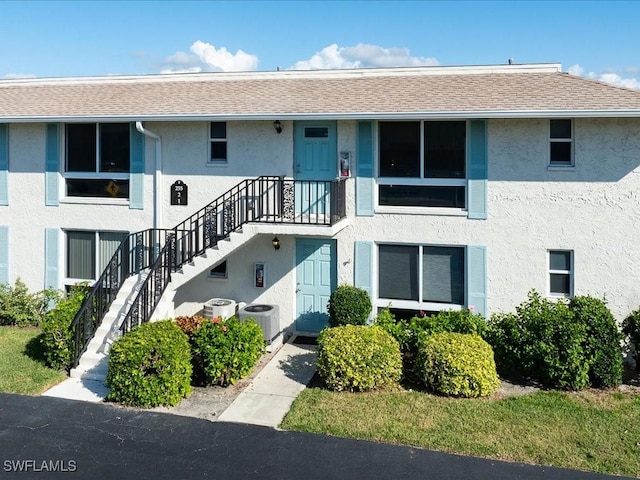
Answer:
(0, 326, 67, 395)
(281, 387, 640, 477)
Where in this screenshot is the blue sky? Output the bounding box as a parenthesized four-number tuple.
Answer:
(2, 0, 639, 89)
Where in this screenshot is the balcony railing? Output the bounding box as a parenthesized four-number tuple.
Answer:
(69, 176, 347, 367)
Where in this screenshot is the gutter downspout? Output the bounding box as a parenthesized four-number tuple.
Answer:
(135, 122, 162, 230)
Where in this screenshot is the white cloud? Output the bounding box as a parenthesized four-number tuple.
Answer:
(161, 40, 259, 73)
(567, 63, 640, 90)
(3, 73, 37, 79)
(290, 43, 439, 70)
(567, 64, 584, 76)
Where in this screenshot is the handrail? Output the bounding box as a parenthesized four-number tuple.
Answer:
(69, 175, 347, 367)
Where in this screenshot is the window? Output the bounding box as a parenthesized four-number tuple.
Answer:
(66, 230, 127, 285)
(549, 250, 573, 297)
(378, 121, 466, 208)
(378, 244, 465, 316)
(65, 123, 130, 198)
(549, 119, 573, 166)
(209, 122, 227, 163)
(208, 261, 227, 279)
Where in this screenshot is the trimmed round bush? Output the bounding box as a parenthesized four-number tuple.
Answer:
(328, 285, 372, 327)
(191, 316, 264, 386)
(106, 320, 192, 407)
(316, 325, 402, 392)
(569, 296, 623, 388)
(416, 332, 500, 398)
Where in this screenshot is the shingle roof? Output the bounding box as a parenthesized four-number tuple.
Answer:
(1, 64, 640, 121)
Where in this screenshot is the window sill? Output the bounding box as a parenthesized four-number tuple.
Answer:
(547, 165, 575, 171)
(207, 161, 228, 167)
(61, 197, 130, 206)
(207, 275, 228, 281)
(375, 206, 468, 217)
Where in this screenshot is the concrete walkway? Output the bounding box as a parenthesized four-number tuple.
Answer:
(218, 339, 317, 427)
(41, 336, 317, 429)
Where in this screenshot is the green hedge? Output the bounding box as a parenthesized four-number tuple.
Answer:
(328, 285, 372, 327)
(485, 291, 623, 390)
(106, 320, 192, 407)
(316, 325, 402, 392)
(623, 310, 640, 371)
(0, 279, 59, 327)
(191, 316, 264, 386)
(39, 285, 87, 371)
(416, 332, 500, 398)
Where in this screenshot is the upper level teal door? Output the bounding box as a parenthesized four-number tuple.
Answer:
(293, 122, 337, 217)
(295, 238, 337, 333)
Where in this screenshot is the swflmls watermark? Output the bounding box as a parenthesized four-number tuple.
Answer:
(3, 460, 77, 473)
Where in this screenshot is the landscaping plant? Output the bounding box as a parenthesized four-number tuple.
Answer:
(622, 309, 640, 370)
(191, 316, 264, 386)
(39, 285, 88, 371)
(416, 332, 500, 398)
(0, 279, 59, 327)
(106, 320, 192, 407)
(316, 324, 402, 392)
(327, 284, 372, 327)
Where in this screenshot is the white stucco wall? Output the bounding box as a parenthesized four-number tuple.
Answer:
(2, 117, 639, 329)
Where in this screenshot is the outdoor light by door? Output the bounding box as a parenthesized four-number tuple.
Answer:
(271, 236, 280, 250)
(273, 120, 282, 134)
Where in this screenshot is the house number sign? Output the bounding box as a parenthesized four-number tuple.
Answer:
(170, 180, 188, 205)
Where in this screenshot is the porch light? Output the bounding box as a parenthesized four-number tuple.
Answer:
(272, 236, 280, 250)
(273, 120, 282, 134)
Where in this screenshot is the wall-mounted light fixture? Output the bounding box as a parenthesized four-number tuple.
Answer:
(271, 236, 280, 250)
(273, 120, 282, 134)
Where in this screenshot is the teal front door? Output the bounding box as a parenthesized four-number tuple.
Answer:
(295, 238, 337, 333)
(293, 121, 337, 216)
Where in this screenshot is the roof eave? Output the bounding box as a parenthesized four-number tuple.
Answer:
(2, 109, 640, 123)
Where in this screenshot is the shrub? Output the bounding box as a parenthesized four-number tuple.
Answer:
(106, 320, 192, 407)
(175, 315, 209, 339)
(569, 296, 623, 388)
(191, 316, 264, 386)
(623, 310, 640, 370)
(316, 325, 402, 392)
(40, 285, 87, 371)
(327, 285, 372, 327)
(0, 279, 59, 327)
(416, 332, 500, 398)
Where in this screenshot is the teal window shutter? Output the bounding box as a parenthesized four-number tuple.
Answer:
(354, 241, 374, 297)
(466, 245, 487, 317)
(45, 124, 60, 206)
(44, 228, 59, 290)
(129, 123, 145, 210)
(356, 121, 374, 216)
(0, 124, 8, 206)
(0, 226, 8, 284)
(468, 120, 488, 219)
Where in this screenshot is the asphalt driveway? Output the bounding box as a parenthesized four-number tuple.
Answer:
(0, 392, 631, 480)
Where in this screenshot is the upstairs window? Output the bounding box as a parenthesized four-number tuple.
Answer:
(549, 119, 573, 166)
(378, 121, 466, 208)
(209, 122, 227, 164)
(65, 123, 130, 198)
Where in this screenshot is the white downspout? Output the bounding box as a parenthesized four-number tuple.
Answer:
(135, 122, 162, 230)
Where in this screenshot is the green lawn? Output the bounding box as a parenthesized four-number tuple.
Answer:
(0, 326, 67, 395)
(281, 388, 640, 477)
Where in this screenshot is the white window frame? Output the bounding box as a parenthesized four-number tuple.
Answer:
(375, 243, 465, 314)
(63, 123, 130, 202)
(548, 249, 574, 298)
(375, 120, 467, 212)
(64, 229, 128, 287)
(548, 119, 574, 167)
(208, 121, 228, 165)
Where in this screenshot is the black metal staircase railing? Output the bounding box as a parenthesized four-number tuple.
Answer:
(69, 175, 347, 367)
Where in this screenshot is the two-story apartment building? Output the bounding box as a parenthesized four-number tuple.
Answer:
(1, 63, 640, 353)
